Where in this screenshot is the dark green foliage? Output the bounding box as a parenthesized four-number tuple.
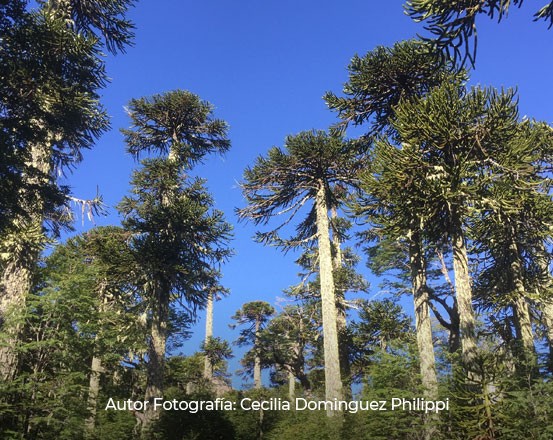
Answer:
(122, 90, 230, 166)
(202, 336, 233, 379)
(0, 228, 144, 439)
(238, 130, 363, 249)
(406, 0, 553, 66)
(0, 1, 110, 235)
(119, 160, 232, 310)
(324, 40, 455, 137)
(352, 299, 412, 352)
(352, 343, 427, 440)
(231, 301, 275, 342)
(38, 0, 136, 54)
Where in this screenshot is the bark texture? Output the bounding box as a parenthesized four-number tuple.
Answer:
(331, 208, 351, 397)
(315, 183, 343, 414)
(409, 230, 438, 440)
(507, 228, 536, 366)
(204, 290, 214, 379)
(409, 231, 438, 398)
(85, 355, 103, 434)
(451, 216, 478, 367)
(254, 319, 262, 389)
(142, 285, 169, 437)
(0, 143, 50, 382)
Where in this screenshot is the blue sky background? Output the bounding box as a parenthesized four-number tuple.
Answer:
(60, 0, 553, 387)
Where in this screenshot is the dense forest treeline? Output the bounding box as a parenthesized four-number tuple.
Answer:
(1, 1, 553, 439)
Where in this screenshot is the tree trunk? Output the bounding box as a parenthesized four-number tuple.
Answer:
(85, 355, 103, 434)
(315, 183, 343, 415)
(142, 285, 169, 437)
(535, 242, 553, 372)
(450, 214, 478, 367)
(0, 143, 50, 382)
(331, 208, 351, 398)
(409, 229, 438, 440)
(288, 370, 295, 400)
(542, 301, 553, 372)
(507, 227, 536, 370)
(204, 289, 214, 379)
(254, 319, 262, 389)
(409, 230, 438, 398)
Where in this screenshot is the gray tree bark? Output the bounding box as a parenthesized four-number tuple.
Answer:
(204, 289, 214, 379)
(315, 182, 343, 415)
(409, 229, 438, 440)
(451, 214, 478, 368)
(0, 143, 50, 382)
(507, 227, 536, 367)
(254, 319, 262, 389)
(141, 284, 169, 437)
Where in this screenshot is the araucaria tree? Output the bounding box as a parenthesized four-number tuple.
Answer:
(118, 90, 232, 434)
(326, 41, 451, 408)
(231, 301, 275, 389)
(238, 130, 364, 413)
(0, 0, 134, 384)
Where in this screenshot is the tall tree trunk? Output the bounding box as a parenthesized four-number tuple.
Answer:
(450, 213, 478, 367)
(409, 229, 438, 440)
(204, 289, 214, 379)
(434, 249, 461, 353)
(254, 319, 262, 389)
(85, 290, 109, 434)
(507, 227, 536, 371)
(409, 230, 438, 398)
(288, 370, 295, 400)
(142, 285, 169, 437)
(0, 143, 50, 382)
(331, 208, 351, 397)
(85, 354, 103, 435)
(315, 183, 343, 415)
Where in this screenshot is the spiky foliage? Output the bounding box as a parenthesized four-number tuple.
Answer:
(406, 0, 553, 66)
(122, 90, 230, 165)
(231, 301, 275, 389)
(118, 89, 232, 435)
(324, 40, 454, 137)
(238, 130, 365, 411)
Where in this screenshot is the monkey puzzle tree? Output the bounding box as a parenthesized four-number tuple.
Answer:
(472, 121, 553, 376)
(255, 304, 319, 397)
(118, 89, 232, 435)
(238, 130, 364, 411)
(324, 40, 451, 138)
(0, 0, 134, 382)
(231, 301, 275, 389)
(326, 41, 454, 413)
(384, 79, 531, 372)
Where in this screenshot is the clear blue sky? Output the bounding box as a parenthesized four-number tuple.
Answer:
(62, 0, 553, 387)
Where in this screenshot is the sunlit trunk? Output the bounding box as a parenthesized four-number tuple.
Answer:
(204, 289, 214, 379)
(288, 370, 295, 400)
(254, 319, 262, 389)
(507, 227, 536, 371)
(85, 354, 103, 435)
(315, 182, 343, 416)
(409, 230, 438, 397)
